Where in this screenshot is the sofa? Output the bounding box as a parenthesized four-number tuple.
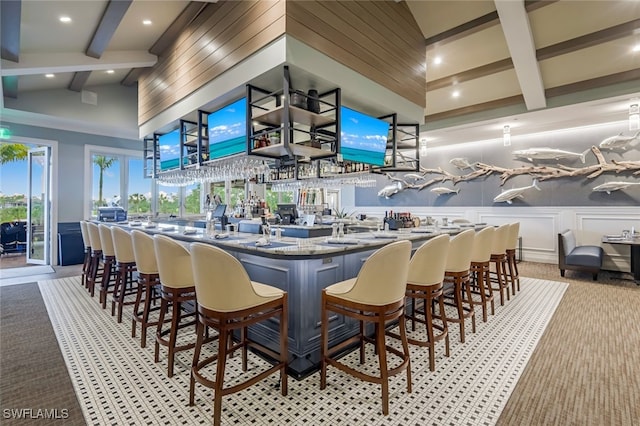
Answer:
(0, 221, 27, 255)
(558, 229, 604, 281)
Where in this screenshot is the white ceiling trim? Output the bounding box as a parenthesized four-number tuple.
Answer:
(1, 107, 139, 140)
(1, 51, 157, 77)
(494, 0, 546, 111)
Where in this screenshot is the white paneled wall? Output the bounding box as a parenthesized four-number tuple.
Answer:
(347, 205, 639, 273)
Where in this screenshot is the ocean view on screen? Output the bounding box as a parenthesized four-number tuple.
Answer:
(340, 106, 389, 166)
(208, 98, 247, 159)
(158, 129, 182, 172)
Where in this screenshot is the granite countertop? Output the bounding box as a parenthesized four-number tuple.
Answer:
(114, 221, 456, 259)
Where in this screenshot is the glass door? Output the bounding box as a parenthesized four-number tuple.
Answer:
(27, 147, 50, 265)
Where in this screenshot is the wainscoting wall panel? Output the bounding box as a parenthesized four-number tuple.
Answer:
(344, 205, 640, 273)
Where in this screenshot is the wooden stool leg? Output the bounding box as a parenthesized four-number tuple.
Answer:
(213, 327, 229, 426)
(155, 297, 168, 363)
(189, 320, 205, 407)
(376, 316, 390, 415)
(131, 276, 145, 339)
(438, 294, 450, 357)
(167, 300, 181, 378)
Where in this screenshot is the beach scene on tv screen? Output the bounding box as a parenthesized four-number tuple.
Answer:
(208, 98, 247, 159)
(159, 129, 183, 171)
(340, 107, 389, 166)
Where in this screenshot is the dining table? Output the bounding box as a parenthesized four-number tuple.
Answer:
(602, 234, 640, 284)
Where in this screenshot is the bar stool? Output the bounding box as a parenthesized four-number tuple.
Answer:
(442, 229, 476, 343)
(98, 224, 118, 309)
(85, 222, 104, 297)
(131, 230, 161, 348)
(154, 234, 197, 378)
(79, 221, 91, 289)
(489, 224, 511, 306)
(320, 240, 412, 416)
(506, 222, 521, 295)
(469, 226, 496, 323)
(403, 234, 451, 372)
(110, 226, 138, 323)
(189, 243, 288, 426)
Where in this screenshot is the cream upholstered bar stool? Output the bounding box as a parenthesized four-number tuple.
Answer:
(441, 229, 476, 343)
(110, 226, 138, 323)
(489, 224, 511, 306)
(189, 243, 288, 426)
(131, 230, 161, 348)
(153, 234, 197, 378)
(98, 224, 118, 309)
(403, 234, 451, 372)
(320, 240, 412, 416)
(469, 226, 496, 323)
(506, 222, 521, 295)
(79, 221, 92, 289)
(85, 222, 104, 297)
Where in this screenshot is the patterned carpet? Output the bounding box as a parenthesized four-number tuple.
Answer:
(36, 275, 567, 425)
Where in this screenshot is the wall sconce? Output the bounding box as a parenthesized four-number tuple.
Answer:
(419, 138, 428, 156)
(503, 125, 511, 146)
(629, 103, 639, 131)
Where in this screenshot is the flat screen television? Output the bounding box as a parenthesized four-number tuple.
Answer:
(340, 106, 389, 166)
(158, 128, 184, 172)
(277, 204, 298, 224)
(208, 97, 247, 160)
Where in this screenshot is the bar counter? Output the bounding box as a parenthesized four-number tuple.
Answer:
(112, 221, 476, 377)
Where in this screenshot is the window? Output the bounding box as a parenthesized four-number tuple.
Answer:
(85, 145, 145, 219)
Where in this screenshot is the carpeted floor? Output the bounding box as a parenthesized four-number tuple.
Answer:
(1, 262, 639, 425)
(497, 263, 640, 426)
(0, 283, 85, 425)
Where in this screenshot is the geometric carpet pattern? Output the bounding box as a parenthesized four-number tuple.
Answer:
(39, 276, 567, 425)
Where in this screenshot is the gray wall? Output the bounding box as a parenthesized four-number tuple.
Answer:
(357, 121, 640, 207)
(8, 122, 140, 222)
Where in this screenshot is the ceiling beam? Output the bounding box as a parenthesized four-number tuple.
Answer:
(424, 1, 556, 47)
(2, 76, 18, 99)
(494, 0, 546, 110)
(149, 1, 208, 56)
(537, 18, 640, 61)
(1, 51, 157, 76)
(425, 11, 498, 47)
(1, 0, 21, 62)
(68, 71, 92, 92)
(86, 0, 133, 59)
(121, 68, 146, 87)
(427, 58, 514, 91)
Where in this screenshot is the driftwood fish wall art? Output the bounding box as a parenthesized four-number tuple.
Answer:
(430, 187, 460, 196)
(449, 157, 476, 171)
(377, 181, 406, 199)
(592, 181, 640, 194)
(493, 180, 541, 204)
(376, 141, 640, 202)
(512, 147, 590, 163)
(598, 131, 640, 151)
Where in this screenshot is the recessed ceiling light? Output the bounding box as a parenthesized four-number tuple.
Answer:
(45, 74, 55, 78)
(452, 90, 460, 98)
(59, 16, 71, 23)
(106, 69, 114, 74)
(633, 44, 640, 53)
(434, 56, 442, 65)
(142, 19, 152, 25)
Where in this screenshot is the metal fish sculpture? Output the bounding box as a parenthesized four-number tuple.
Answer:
(449, 157, 476, 171)
(430, 187, 460, 196)
(592, 181, 640, 194)
(599, 131, 640, 151)
(512, 147, 590, 163)
(403, 173, 425, 180)
(377, 181, 406, 199)
(493, 179, 541, 204)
